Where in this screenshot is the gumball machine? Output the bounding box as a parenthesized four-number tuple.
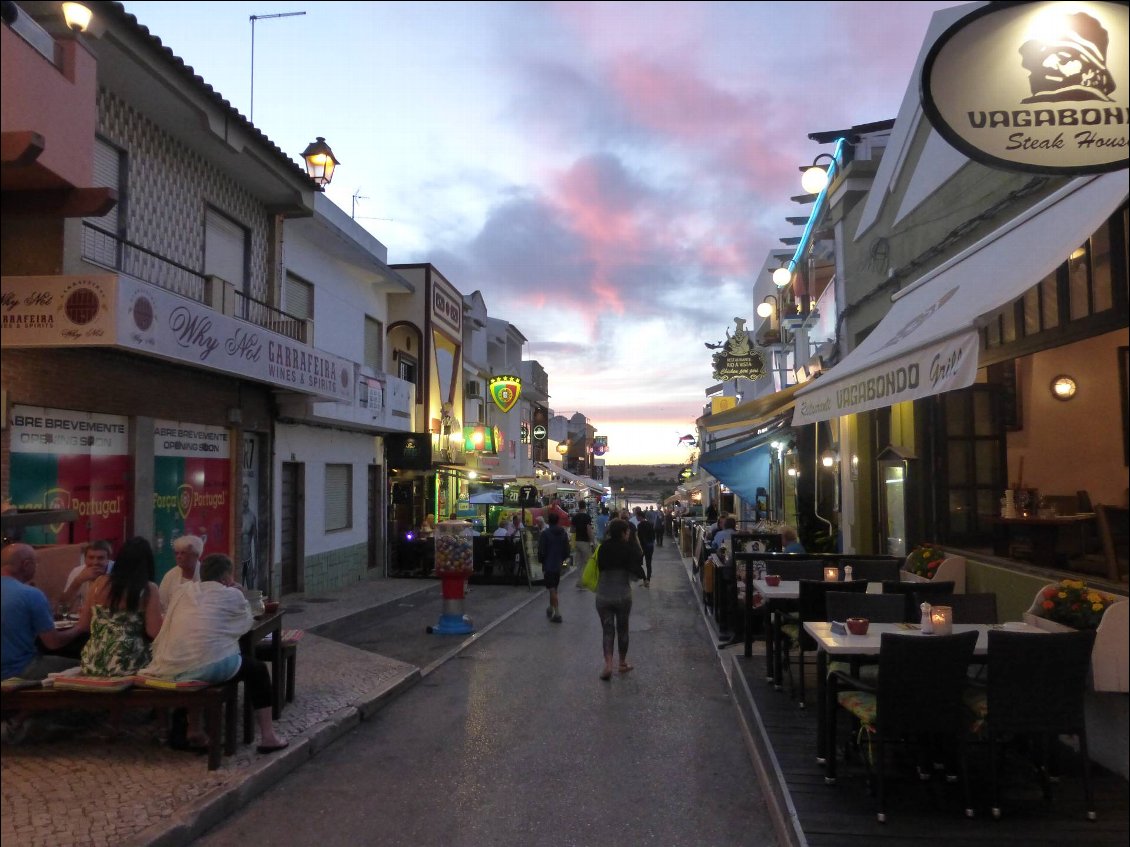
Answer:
(428, 520, 475, 635)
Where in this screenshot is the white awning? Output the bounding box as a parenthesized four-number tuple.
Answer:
(793, 173, 1128, 425)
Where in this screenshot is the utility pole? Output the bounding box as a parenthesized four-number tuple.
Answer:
(250, 11, 306, 123)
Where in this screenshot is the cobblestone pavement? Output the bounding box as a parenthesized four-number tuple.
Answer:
(1, 571, 545, 847)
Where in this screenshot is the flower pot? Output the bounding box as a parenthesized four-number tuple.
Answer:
(1026, 583, 1128, 693)
(899, 556, 965, 592)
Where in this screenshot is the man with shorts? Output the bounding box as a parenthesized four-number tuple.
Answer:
(537, 511, 570, 623)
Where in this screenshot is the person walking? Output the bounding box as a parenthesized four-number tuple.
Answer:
(651, 506, 664, 548)
(594, 519, 646, 680)
(571, 501, 594, 591)
(594, 506, 610, 543)
(636, 511, 655, 587)
(537, 511, 570, 623)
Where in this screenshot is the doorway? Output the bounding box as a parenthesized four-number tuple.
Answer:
(280, 462, 304, 595)
(368, 464, 384, 571)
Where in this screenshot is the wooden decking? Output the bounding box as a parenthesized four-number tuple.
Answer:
(728, 648, 1130, 846)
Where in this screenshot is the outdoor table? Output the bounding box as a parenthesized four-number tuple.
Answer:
(752, 579, 882, 689)
(803, 620, 1045, 776)
(241, 610, 284, 721)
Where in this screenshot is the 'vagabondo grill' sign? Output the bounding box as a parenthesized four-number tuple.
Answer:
(922, 1, 1129, 174)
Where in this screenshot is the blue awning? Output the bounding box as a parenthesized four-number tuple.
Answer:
(698, 413, 790, 503)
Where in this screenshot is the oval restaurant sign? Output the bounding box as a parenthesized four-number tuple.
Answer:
(488, 375, 521, 413)
(921, 1, 1128, 174)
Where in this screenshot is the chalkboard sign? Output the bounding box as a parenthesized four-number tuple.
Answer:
(520, 528, 544, 586)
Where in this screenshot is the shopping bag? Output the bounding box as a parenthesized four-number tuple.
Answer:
(581, 544, 600, 591)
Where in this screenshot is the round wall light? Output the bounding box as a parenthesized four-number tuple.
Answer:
(1050, 375, 1077, 401)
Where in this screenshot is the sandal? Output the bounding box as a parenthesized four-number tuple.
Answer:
(619, 663, 634, 674)
(599, 669, 612, 681)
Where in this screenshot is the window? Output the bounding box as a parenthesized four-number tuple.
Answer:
(364, 316, 384, 371)
(285, 272, 313, 321)
(324, 464, 352, 531)
(398, 355, 417, 385)
(204, 207, 249, 291)
(83, 137, 125, 268)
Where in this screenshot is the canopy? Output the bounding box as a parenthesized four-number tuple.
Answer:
(793, 172, 1128, 425)
(698, 439, 772, 505)
(697, 383, 803, 433)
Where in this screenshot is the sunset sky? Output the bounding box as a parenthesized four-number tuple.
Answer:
(122, 0, 964, 464)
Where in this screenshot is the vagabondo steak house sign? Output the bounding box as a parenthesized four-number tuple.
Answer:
(921, 1, 1128, 174)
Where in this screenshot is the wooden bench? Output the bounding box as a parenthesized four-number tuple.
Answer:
(0, 681, 238, 770)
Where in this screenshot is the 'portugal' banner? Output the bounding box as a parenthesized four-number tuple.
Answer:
(152, 420, 232, 581)
(8, 406, 131, 549)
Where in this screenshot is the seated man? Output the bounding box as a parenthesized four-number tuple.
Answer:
(711, 517, 738, 552)
(141, 553, 287, 754)
(158, 535, 203, 612)
(492, 523, 511, 539)
(1, 544, 85, 680)
(782, 525, 806, 554)
(57, 539, 114, 616)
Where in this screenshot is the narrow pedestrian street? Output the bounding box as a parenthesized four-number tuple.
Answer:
(192, 542, 777, 847)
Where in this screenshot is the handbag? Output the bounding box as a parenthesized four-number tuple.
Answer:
(581, 544, 600, 591)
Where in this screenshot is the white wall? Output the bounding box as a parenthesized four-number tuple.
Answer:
(273, 422, 376, 557)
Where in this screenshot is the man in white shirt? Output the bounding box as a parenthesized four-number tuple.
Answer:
(158, 535, 203, 612)
(57, 540, 113, 616)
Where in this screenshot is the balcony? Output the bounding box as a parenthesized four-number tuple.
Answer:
(2, 14, 99, 200)
(81, 222, 306, 343)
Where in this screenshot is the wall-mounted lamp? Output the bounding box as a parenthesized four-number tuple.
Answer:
(302, 137, 339, 187)
(556, 441, 569, 456)
(771, 259, 793, 288)
(820, 448, 839, 469)
(61, 2, 92, 32)
(801, 152, 837, 195)
(1050, 375, 1077, 401)
(756, 295, 778, 320)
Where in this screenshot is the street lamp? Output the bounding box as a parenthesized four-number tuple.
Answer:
(771, 259, 793, 288)
(801, 152, 837, 195)
(61, 2, 92, 32)
(302, 137, 339, 187)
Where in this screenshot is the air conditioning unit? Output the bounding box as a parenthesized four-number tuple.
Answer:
(466, 380, 482, 398)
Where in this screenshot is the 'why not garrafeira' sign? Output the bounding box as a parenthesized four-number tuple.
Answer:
(921, 1, 1128, 174)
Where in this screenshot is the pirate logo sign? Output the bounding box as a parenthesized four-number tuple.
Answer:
(488, 375, 522, 413)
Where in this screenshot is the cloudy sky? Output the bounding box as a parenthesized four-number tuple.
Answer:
(122, 0, 963, 464)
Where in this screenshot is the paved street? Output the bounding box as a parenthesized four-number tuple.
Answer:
(192, 543, 776, 847)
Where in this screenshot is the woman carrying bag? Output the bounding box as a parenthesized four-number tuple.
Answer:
(593, 519, 646, 680)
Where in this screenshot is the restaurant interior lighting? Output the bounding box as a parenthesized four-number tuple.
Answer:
(61, 2, 92, 32)
(301, 137, 339, 187)
(800, 152, 837, 195)
(1051, 375, 1077, 400)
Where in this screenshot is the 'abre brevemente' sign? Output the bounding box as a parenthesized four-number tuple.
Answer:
(488, 375, 522, 413)
(922, 1, 1128, 174)
(708, 317, 766, 381)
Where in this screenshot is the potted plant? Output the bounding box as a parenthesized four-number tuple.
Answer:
(900, 544, 966, 592)
(1025, 579, 1128, 693)
(1025, 579, 1119, 631)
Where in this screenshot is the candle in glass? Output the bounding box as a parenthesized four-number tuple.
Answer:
(930, 605, 953, 636)
(824, 566, 839, 582)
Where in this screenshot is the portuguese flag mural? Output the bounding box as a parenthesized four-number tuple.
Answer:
(152, 420, 231, 582)
(8, 406, 132, 550)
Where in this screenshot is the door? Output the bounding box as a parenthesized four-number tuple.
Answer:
(280, 462, 304, 595)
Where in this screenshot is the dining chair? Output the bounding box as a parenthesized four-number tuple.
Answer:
(917, 592, 998, 624)
(826, 630, 978, 823)
(882, 580, 956, 622)
(780, 579, 868, 707)
(965, 629, 1097, 820)
(843, 559, 902, 583)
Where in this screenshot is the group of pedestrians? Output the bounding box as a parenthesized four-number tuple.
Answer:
(0, 537, 286, 753)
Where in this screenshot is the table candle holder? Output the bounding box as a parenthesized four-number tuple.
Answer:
(824, 566, 840, 582)
(931, 605, 953, 636)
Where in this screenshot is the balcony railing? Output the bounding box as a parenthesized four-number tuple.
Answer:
(82, 222, 206, 302)
(231, 290, 307, 344)
(81, 222, 306, 343)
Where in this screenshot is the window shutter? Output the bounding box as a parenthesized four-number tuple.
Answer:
(204, 208, 248, 289)
(285, 273, 313, 320)
(324, 464, 352, 531)
(364, 317, 383, 371)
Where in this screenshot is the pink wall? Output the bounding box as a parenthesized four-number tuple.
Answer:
(1, 28, 96, 189)
(1007, 329, 1130, 508)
